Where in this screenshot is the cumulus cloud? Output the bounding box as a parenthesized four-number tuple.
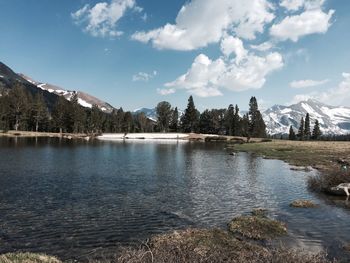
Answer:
(157, 88, 176, 96)
(72, 0, 142, 38)
(270, 8, 334, 42)
(280, 0, 326, 11)
(290, 73, 350, 106)
(132, 71, 157, 82)
(164, 38, 283, 97)
(280, 0, 305, 11)
(131, 0, 274, 50)
(290, 79, 329, 88)
(250, 41, 274, 51)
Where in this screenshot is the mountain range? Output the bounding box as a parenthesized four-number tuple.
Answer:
(1, 61, 350, 135)
(0, 61, 114, 113)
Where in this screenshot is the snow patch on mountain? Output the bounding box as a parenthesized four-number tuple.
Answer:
(20, 74, 114, 113)
(263, 99, 350, 135)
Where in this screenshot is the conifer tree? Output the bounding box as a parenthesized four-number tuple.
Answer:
(32, 92, 49, 132)
(156, 101, 172, 132)
(70, 93, 86, 133)
(181, 96, 199, 133)
(89, 104, 103, 133)
(289, 126, 296, 140)
(170, 107, 179, 132)
(248, 97, 266, 138)
(312, 119, 322, 140)
(225, 104, 234, 136)
(304, 113, 311, 140)
(233, 104, 241, 136)
(199, 110, 212, 134)
(9, 84, 31, 131)
(297, 117, 305, 140)
(52, 96, 69, 133)
(123, 111, 134, 133)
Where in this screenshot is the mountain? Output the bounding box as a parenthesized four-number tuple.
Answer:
(0, 62, 59, 109)
(133, 108, 158, 122)
(0, 61, 115, 113)
(20, 74, 114, 113)
(263, 99, 350, 135)
(133, 108, 184, 122)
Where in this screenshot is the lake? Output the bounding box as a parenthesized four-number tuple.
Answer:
(0, 137, 349, 261)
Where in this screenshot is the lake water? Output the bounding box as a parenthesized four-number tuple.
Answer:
(0, 137, 350, 261)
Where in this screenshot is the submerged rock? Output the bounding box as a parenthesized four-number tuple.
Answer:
(290, 200, 319, 208)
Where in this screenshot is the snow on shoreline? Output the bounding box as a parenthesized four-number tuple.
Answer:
(98, 133, 190, 141)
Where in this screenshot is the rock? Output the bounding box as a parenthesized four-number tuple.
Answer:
(290, 200, 318, 208)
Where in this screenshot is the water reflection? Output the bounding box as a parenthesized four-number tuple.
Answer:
(0, 138, 349, 261)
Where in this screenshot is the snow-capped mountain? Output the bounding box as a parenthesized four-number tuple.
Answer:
(263, 99, 350, 135)
(133, 108, 184, 122)
(20, 74, 115, 113)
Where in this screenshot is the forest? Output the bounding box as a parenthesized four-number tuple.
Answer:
(0, 83, 267, 137)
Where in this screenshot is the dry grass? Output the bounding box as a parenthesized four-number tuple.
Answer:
(0, 253, 62, 263)
(228, 215, 287, 240)
(116, 229, 333, 263)
(231, 140, 350, 172)
(290, 200, 319, 208)
(0, 130, 89, 139)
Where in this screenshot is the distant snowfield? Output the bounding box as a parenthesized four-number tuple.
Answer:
(98, 133, 190, 141)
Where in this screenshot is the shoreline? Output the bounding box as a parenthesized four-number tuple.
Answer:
(229, 139, 350, 174)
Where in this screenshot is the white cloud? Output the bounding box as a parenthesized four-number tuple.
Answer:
(72, 0, 141, 38)
(290, 79, 329, 88)
(157, 88, 176, 96)
(220, 36, 248, 63)
(280, 0, 326, 11)
(164, 38, 283, 97)
(290, 73, 350, 106)
(280, 0, 304, 11)
(250, 41, 274, 51)
(270, 8, 334, 42)
(132, 71, 157, 82)
(132, 0, 274, 50)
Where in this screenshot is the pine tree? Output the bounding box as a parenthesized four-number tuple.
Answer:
(181, 96, 199, 133)
(170, 107, 179, 132)
(297, 117, 305, 140)
(70, 93, 86, 133)
(32, 92, 49, 132)
(52, 96, 69, 133)
(304, 113, 311, 140)
(248, 97, 266, 138)
(0, 94, 11, 131)
(233, 104, 241, 136)
(156, 101, 172, 132)
(289, 126, 296, 140)
(9, 84, 31, 131)
(312, 119, 322, 140)
(241, 113, 250, 137)
(135, 112, 148, 132)
(225, 104, 234, 136)
(123, 111, 134, 133)
(89, 104, 103, 134)
(199, 110, 212, 134)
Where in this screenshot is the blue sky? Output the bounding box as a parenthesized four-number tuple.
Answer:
(0, 0, 349, 111)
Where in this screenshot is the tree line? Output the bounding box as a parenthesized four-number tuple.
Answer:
(288, 112, 322, 140)
(0, 84, 267, 137)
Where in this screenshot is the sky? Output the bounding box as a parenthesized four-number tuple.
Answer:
(0, 0, 350, 111)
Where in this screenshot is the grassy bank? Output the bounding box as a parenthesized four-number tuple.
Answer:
(230, 140, 350, 173)
(0, 130, 91, 139)
(229, 139, 350, 194)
